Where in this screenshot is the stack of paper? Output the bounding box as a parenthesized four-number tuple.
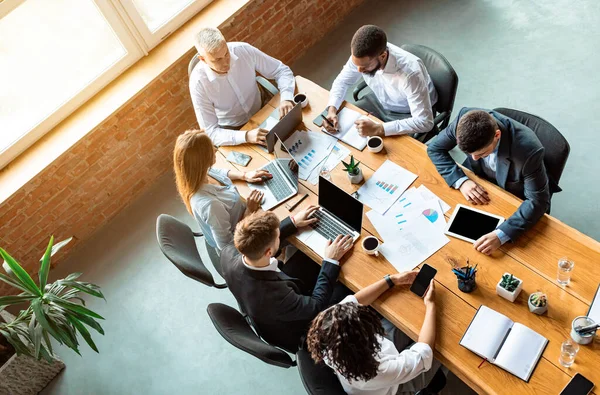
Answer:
(321, 107, 369, 150)
(284, 130, 336, 180)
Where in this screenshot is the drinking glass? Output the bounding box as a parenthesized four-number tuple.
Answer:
(319, 167, 331, 181)
(557, 257, 575, 286)
(559, 338, 579, 368)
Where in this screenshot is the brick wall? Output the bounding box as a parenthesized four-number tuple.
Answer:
(0, 0, 365, 295)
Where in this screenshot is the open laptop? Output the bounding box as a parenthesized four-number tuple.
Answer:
(259, 102, 303, 153)
(248, 134, 299, 211)
(296, 176, 363, 257)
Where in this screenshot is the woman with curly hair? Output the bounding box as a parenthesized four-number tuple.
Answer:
(307, 270, 443, 395)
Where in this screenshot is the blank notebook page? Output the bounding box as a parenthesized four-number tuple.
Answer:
(460, 306, 513, 361)
(493, 323, 547, 381)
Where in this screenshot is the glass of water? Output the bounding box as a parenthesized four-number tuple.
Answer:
(559, 338, 579, 368)
(319, 167, 331, 181)
(557, 257, 575, 286)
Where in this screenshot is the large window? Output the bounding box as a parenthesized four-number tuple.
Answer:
(0, 0, 212, 169)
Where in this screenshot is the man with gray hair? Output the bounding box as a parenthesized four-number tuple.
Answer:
(190, 27, 296, 147)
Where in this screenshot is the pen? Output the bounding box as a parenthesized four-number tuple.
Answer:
(287, 193, 308, 212)
(478, 358, 487, 369)
(322, 114, 339, 132)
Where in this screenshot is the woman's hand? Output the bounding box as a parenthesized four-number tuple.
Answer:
(246, 189, 264, 213)
(244, 170, 273, 183)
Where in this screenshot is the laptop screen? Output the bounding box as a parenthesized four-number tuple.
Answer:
(273, 135, 298, 193)
(318, 176, 363, 232)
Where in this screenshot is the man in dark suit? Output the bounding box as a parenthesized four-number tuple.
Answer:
(221, 206, 354, 352)
(427, 108, 550, 255)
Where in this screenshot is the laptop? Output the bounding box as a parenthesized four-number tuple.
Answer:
(248, 134, 299, 211)
(296, 176, 363, 257)
(259, 103, 303, 153)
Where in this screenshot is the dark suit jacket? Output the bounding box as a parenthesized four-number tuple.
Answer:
(427, 107, 550, 241)
(221, 217, 341, 352)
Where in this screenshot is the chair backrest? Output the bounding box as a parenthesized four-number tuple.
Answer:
(401, 44, 458, 116)
(188, 54, 200, 77)
(156, 214, 221, 288)
(493, 108, 570, 189)
(207, 303, 295, 368)
(296, 348, 346, 395)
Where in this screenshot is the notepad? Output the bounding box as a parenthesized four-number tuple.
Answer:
(320, 107, 368, 151)
(460, 305, 548, 382)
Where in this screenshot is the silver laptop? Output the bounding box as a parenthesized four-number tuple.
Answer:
(248, 134, 299, 211)
(296, 176, 363, 257)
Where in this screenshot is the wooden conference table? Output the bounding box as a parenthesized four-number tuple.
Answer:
(214, 76, 600, 394)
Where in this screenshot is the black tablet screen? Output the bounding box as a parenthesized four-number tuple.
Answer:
(448, 207, 502, 241)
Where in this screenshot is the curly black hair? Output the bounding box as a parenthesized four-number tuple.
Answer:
(306, 303, 384, 383)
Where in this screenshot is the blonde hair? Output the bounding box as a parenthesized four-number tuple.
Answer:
(194, 27, 226, 55)
(173, 129, 216, 214)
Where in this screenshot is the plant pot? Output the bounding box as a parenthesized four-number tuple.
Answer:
(496, 273, 523, 302)
(528, 298, 548, 315)
(0, 311, 65, 395)
(458, 276, 477, 293)
(348, 168, 363, 184)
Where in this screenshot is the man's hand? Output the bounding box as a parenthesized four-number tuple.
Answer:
(244, 169, 272, 183)
(246, 128, 268, 146)
(423, 280, 435, 307)
(279, 100, 294, 119)
(459, 179, 490, 205)
(292, 205, 319, 228)
(474, 231, 501, 255)
(324, 235, 354, 261)
(391, 270, 419, 286)
(355, 118, 384, 137)
(323, 106, 339, 133)
(246, 189, 264, 213)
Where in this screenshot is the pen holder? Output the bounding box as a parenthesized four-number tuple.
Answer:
(457, 272, 477, 293)
(571, 316, 596, 345)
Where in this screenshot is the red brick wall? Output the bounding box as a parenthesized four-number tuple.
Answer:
(0, 0, 364, 296)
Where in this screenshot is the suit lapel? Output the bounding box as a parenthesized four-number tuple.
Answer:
(495, 121, 512, 189)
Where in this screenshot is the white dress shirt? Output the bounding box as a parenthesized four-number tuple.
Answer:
(190, 42, 295, 146)
(324, 295, 434, 395)
(328, 43, 437, 136)
(190, 168, 246, 252)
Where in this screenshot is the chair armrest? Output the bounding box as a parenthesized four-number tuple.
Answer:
(193, 232, 204, 237)
(433, 111, 449, 126)
(352, 80, 368, 101)
(256, 76, 279, 96)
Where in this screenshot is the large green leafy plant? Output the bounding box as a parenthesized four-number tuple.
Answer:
(0, 237, 105, 363)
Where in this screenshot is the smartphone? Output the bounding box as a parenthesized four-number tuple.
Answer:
(410, 264, 437, 297)
(560, 373, 594, 395)
(312, 109, 329, 128)
(226, 151, 252, 167)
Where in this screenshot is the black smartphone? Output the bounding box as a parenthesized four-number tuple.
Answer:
(410, 264, 437, 297)
(560, 373, 594, 395)
(312, 109, 329, 128)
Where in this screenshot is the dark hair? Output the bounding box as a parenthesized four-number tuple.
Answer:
(456, 110, 498, 153)
(306, 303, 384, 383)
(234, 211, 279, 260)
(351, 25, 387, 58)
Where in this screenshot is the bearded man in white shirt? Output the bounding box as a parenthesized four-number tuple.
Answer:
(324, 25, 438, 138)
(190, 27, 296, 147)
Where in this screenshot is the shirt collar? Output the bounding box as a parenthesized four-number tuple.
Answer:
(202, 45, 239, 82)
(382, 47, 396, 74)
(242, 256, 280, 272)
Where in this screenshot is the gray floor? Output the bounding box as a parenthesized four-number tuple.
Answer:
(41, 0, 599, 394)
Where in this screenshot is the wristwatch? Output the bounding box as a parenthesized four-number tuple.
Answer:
(384, 274, 394, 289)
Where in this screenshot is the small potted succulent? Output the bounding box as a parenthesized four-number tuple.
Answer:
(496, 273, 523, 302)
(342, 155, 363, 184)
(528, 292, 548, 315)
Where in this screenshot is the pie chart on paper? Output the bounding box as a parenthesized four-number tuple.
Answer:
(422, 208, 439, 223)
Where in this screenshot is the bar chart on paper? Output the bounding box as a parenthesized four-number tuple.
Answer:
(284, 130, 336, 180)
(357, 160, 417, 214)
(375, 181, 399, 195)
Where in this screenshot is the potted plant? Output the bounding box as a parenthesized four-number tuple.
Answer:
(0, 237, 105, 395)
(496, 273, 523, 302)
(528, 292, 548, 315)
(342, 155, 363, 184)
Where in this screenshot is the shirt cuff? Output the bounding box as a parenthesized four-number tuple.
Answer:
(453, 176, 469, 189)
(327, 98, 343, 112)
(494, 229, 511, 245)
(280, 91, 294, 102)
(407, 342, 434, 370)
(234, 130, 247, 145)
(383, 121, 402, 136)
(323, 258, 339, 266)
(339, 294, 358, 305)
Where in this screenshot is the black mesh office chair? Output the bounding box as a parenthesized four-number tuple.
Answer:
(296, 348, 346, 395)
(493, 108, 570, 196)
(207, 303, 296, 368)
(353, 44, 459, 143)
(156, 214, 226, 289)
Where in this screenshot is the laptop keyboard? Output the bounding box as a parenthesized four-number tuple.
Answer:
(310, 210, 353, 240)
(263, 162, 293, 201)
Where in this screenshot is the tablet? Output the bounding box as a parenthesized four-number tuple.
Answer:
(445, 204, 505, 243)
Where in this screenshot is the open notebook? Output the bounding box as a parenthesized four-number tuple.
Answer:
(319, 107, 368, 151)
(460, 305, 548, 382)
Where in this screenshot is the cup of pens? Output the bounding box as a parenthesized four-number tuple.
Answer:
(450, 258, 478, 293)
(571, 316, 598, 345)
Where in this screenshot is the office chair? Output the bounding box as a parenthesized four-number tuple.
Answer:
(187, 54, 279, 96)
(296, 348, 346, 395)
(156, 214, 226, 289)
(493, 108, 570, 196)
(353, 44, 459, 143)
(207, 303, 296, 368)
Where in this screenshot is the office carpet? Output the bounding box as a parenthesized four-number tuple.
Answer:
(41, 0, 598, 393)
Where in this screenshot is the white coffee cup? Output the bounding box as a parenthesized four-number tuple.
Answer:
(293, 93, 309, 108)
(362, 236, 380, 256)
(367, 136, 383, 153)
